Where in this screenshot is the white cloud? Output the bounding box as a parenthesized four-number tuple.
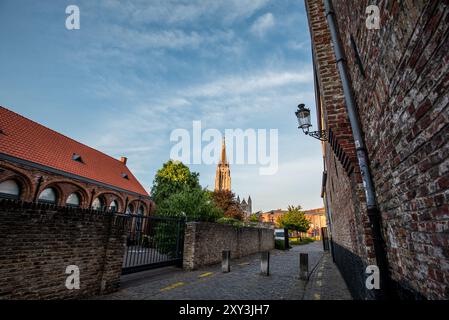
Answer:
(184, 69, 313, 98)
(105, 26, 204, 50)
(96, 0, 271, 26)
(250, 13, 275, 37)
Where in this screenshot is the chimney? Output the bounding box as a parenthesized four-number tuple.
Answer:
(120, 157, 128, 165)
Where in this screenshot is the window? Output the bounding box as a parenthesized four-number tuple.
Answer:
(66, 193, 80, 207)
(0, 180, 20, 199)
(109, 200, 118, 212)
(72, 153, 84, 163)
(135, 205, 144, 233)
(38, 188, 57, 204)
(137, 205, 144, 215)
(126, 204, 134, 215)
(92, 197, 104, 210)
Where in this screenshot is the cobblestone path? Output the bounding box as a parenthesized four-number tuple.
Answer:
(100, 241, 351, 300)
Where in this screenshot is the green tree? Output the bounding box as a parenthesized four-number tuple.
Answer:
(151, 160, 201, 205)
(158, 187, 223, 221)
(277, 205, 310, 236)
(152, 160, 223, 222)
(249, 214, 259, 223)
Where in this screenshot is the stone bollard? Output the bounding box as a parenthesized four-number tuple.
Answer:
(222, 250, 231, 273)
(260, 251, 270, 276)
(299, 253, 309, 280)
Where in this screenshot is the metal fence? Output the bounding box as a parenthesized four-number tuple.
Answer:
(121, 214, 185, 275)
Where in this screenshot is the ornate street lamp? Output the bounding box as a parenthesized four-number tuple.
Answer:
(295, 104, 327, 141)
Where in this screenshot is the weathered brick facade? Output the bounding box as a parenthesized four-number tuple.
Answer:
(183, 222, 274, 270)
(306, 0, 449, 299)
(0, 200, 129, 299)
(0, 159, 154, 215)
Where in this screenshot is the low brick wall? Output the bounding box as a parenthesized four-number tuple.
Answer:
(0, 200, 128, 299)
(183, 222, 274, 270)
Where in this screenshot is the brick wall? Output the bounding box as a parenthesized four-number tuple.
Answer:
(305, 0, 377, 299)
(307, 0, 449, 299)
(0, 200, 128, 299)
(329, 0, 449, 300)
(183, 222, 274, 270)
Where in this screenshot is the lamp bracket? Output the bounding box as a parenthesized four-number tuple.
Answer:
(306, 130, 328, 141)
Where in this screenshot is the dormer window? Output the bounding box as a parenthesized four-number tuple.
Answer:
(121, 173, 129, 180)
(72, 153, 84, 163)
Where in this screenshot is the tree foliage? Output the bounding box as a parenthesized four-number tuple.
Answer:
(151, 160, 201, 205)
(277, 205, 310, 233)
(212, 190, 244, 221)
(157, 187, 223, 221)
(249, 214, 259, 223)
(151, 160, 223, 221)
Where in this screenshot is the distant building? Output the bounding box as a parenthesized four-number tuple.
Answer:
(237, 195, 252, 219)
(260, 209, 285, 225)
(0, 106, 153, 215)
(259, 207, 326, 238)
(214, 137, 231, 192)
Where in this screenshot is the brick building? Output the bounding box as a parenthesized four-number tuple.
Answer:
(0, 106, 153, 215)
(304, 0, 449, 299)
(259, 207, 327, 238)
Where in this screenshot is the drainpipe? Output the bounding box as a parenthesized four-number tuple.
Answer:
(323, 0, 391, 299)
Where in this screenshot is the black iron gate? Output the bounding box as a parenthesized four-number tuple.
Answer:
(121, 214, 185, 275)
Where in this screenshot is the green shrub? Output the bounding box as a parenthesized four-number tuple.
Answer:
(275, 239, 286, 250)
(216, 217, 244, 227)
(289, 237, 315, 246)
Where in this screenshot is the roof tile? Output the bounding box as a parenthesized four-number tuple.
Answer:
(0, 106, 149, 196)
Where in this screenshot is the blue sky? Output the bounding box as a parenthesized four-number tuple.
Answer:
(0, 0, 323, 212)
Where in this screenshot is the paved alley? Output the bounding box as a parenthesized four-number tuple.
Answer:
(99, 241, 351, 300)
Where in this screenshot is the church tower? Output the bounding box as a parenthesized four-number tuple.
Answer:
(215, 137, 231, 192)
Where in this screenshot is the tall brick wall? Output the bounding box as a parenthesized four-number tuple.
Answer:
(305, 0, 377, 299)
(329, 0, 449, 299)
(0, 200, 128, 299)
(183, 222, 274, 270)
(307, 0, 449, 299)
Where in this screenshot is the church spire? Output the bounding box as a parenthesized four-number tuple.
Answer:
(215, 136, 231, 192)
(220, 136, 227, 164)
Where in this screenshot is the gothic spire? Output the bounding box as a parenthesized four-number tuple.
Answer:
(220, 136, 227, 164)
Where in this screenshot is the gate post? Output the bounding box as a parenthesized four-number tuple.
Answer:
(175, 217, 185, 266)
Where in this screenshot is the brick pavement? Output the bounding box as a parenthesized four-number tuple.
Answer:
(99, 241, 352, 300)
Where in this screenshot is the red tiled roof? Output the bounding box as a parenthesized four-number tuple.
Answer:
(0, 106, 149, 196)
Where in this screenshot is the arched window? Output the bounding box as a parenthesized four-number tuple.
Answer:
(137, 205, 145, 215)
(109, 200, 118, 212)
(135, 205, 145, 233)
(126, 204, 134, 215)
(92, 197, 104, 211)
(66, 193, 80, 207)
(38, 188, 57, 204)
(0, 180, 20, 199)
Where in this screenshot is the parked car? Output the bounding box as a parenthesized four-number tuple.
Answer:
(274, 228, 285, 241)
